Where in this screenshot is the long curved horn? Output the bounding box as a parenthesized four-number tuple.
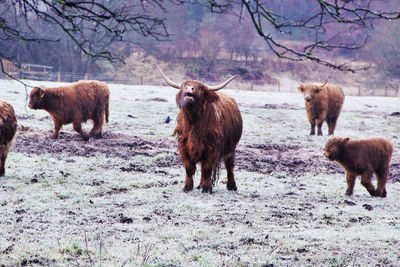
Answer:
(158, 66, 181, 89)
(206, 75, 238, 91)
(321, 77, 329, 87)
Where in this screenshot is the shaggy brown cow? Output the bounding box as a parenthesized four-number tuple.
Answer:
(29, 80, 110, 141)
(159, 67, 243, 193)
(298, 83, 344, 135)
(324, 137, 393, 197)
(0, 100, 17, 176)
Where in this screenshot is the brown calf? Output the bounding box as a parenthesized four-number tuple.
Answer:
(29, 80, 110, 141)
(324, 137, 393, 197)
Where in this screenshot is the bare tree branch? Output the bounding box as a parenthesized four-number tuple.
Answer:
(0, 0, 170, 63)
(209, 0, 400, 72)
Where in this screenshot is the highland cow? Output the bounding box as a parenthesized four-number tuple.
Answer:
(298, 83, 344, 135)
(28, 80, 110, 141)
(159, 67, 242, 193)
(324, 137, 393, 197)
(0, 100, 17, 176)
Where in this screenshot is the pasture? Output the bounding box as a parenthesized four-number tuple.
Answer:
(1, 79, 400, 266)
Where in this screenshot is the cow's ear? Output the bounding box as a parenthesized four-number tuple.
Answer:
(298, 85, 304, 92)
(206, 90, 219, 103)
(343, 137, 350, 143)
(40, 89, 45, 98)
(175, 90, 183, 109)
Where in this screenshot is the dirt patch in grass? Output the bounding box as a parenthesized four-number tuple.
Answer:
(14, 126, 177, 161)
(14, 121, 400, 182)
(14, 123, 344, 179)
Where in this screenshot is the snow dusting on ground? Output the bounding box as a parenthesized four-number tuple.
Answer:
(1, 79, 400, 266)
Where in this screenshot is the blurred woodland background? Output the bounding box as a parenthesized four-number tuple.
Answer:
(1, 0, 400, 95)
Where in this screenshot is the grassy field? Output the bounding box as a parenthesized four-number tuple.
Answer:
(1, 79, 400, 266)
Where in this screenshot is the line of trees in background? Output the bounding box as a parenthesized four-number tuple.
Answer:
(1, 1, 400, 94)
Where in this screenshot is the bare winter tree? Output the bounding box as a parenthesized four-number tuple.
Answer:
(1, 0, 400, 77)
(209, 0, 400, 72)
(0, 0, 170, 77)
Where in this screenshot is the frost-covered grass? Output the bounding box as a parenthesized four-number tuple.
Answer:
(0, 79, 400, 266)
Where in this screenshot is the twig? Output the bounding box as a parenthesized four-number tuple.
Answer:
(353, 253, 357, 267)
(84, 231, 95, 267)
(100, 233, 104, 267)
(74, 256, 81, 266)
(0, 60, 34, 109)
(121, 256, 133, 267)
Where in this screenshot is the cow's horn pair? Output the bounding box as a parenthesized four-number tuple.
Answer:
(158, 67, 237, 91)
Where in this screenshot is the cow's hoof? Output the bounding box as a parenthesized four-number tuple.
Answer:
(227, 184, 237, 191)
(183, 186, 193, 192)
(369, 190, 378, 197)
(90, 132, 103, 139)
(345, 190, 353, 196)
(201, 187, 213, 194)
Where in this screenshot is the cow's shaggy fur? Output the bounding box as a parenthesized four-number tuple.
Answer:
(324, 137, 393, 197)
(160, 69, 242, 193)
(0, 100, 17, 176)
(298, 83, 344, 135)
(29, 80, 110, 141)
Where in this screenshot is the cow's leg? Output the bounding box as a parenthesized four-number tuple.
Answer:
(200, 165, 213, 194)
(225, 154, 237, 191)
(316, 115, 325, 136)
(0, 152, 7, 176)
(181, 154, 196, 192)
(90, 113, 104, 138)
(200, 156, 218, 193)
(73, 120, 89, 141)
(345, 172, 356, 196)
(308, 118, 316, 135)
(327, 116, 338, 135)
(376, 168, 389, 198)
(52, 120, 62, 139)
(361, 172, 377, 197)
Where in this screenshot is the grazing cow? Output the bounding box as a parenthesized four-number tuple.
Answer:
(28, 80, 110, 141)
(0, 100, 17, 176)
(298, 83, 344, 135)
(159, 67, 242, 193)
(324, 137, 393, 197)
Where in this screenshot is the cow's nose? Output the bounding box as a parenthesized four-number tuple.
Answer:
(305, 95, 311, 102)
(185, 86, 194, 93)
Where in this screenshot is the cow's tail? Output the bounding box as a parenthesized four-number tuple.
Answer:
(212, 162, 221, 186)
(105, 102, 109, 123)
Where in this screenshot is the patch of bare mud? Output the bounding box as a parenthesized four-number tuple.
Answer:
(14, 126, 178, 162)
(235, 143, 343, 177)
(13, 125, 400, 181)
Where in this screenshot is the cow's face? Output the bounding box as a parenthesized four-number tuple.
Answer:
(28, 87, 46, 109)
(176, 81, 218, 109)
(324, 137, 349, 160)
(298, 84, 322, 102)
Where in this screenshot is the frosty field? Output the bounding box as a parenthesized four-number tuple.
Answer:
(1, 79, 400, 266)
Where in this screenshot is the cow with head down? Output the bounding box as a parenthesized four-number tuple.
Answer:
(28, 80, 110, 141)
(159, 67, 243, 193)
(298, 82, 345, 136)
